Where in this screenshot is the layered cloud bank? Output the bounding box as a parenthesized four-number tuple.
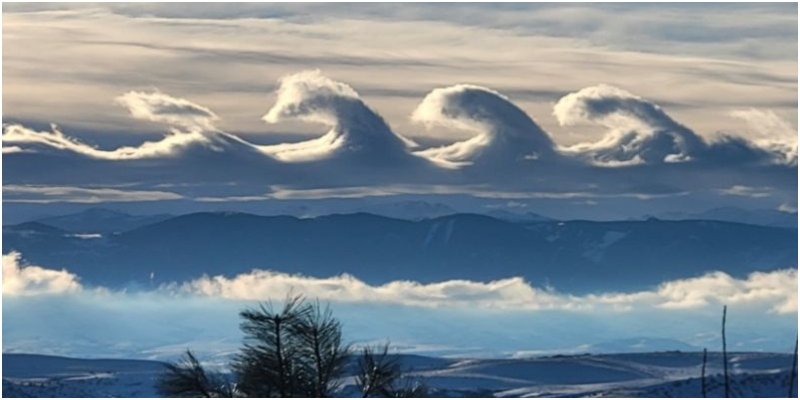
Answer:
(4, 252, 796, 359)
(4, 252, 796, 315)
(182, 269, 798, 315)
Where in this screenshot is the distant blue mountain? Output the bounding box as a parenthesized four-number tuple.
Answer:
(3, 212, 796, 293)
(653, 206, 797, 229)
(35, 207, 173, 233)
(350, 201, 457, 221)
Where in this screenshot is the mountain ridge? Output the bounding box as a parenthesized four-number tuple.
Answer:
(4, 212, 795, 293)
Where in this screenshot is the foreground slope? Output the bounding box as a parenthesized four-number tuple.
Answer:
(3, 352, 795, 398)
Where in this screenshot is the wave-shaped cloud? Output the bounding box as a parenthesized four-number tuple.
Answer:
(3, 252, 83, 296)
(554, 85, 708, 165)
(553, 84, 784, 166)
(3, 91, 264, 160)
(412, 84, 556, 167)
(261, 70, 417, 163)
(3, 75, 795, 205)
(2, 123, 215, 160)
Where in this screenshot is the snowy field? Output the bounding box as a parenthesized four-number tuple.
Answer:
(3, 352, 795, 398)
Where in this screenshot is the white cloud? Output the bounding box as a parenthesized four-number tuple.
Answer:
(2, 252, 83, 296)
(3, 185, 183, 203)
(256, 184, 686, 201)
(778, 203, 797, 213)
(719, 185, 773, 198)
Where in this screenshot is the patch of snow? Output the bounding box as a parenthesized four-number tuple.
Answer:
(66, 233, 103, 239)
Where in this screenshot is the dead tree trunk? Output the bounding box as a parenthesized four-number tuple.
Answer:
(701, 347, 708, 398)
(789, 337, 798, 398)
(722, 305, 730, 398)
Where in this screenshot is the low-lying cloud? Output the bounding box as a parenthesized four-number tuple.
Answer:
(3, 252, 796, 360)
(2, 252, 83, 296)
(4, 252, 795, 315)
(182, 268, 798, 315)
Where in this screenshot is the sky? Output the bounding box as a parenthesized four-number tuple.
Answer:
(1, 3, 798, 360)
(2, 3, 798, 221)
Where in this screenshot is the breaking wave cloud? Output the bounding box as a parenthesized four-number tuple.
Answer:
(554, 84, 787, 166)
(411, 84, 556, 167)
(4, 71, 795, 169)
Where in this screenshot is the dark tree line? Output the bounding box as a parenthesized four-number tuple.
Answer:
(157, 295, 427, 398)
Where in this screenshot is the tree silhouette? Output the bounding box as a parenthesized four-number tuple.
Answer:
(356, 343, 428, 398)
(289, 300, 350, 397)
(159, 296, 423, 397)
(157, 350, 236, 398)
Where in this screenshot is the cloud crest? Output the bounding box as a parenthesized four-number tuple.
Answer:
(554, 84, 786, 166)
(115, 91, 219, 132)
(412, 84, 556, 167)
(554, 84, 708, 165)
(261, 70, 416, 163)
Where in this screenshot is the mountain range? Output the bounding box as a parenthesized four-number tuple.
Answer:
(4, 211, 796, 293)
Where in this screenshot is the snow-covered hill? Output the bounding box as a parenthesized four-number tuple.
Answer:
(2, 354, 167, 397)
(3, 352, 795, 398)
